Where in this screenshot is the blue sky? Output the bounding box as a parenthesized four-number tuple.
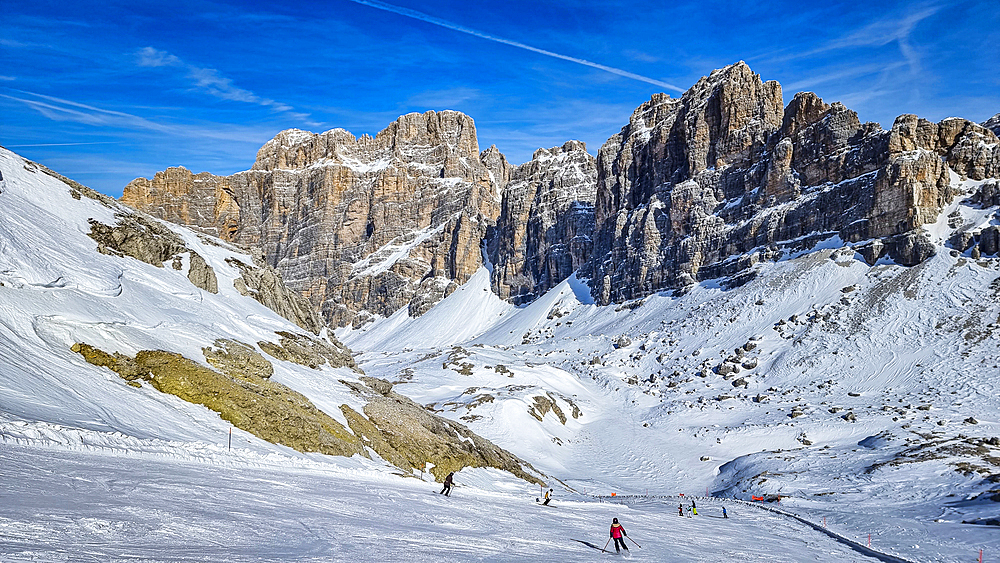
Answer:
(2, 0, 998, 197)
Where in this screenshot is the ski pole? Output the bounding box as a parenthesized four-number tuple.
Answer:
(602, 538, 611, 553)
(626, 536, 642, 548)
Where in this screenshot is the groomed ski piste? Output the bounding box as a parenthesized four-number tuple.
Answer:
(2, 144, 999, 562)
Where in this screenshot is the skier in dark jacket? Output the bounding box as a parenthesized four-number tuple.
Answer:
(678, 503, 684, 516)
(609, 518, 629, 553)
(440, 472, 454, 496)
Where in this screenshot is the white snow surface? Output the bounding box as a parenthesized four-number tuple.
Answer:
(2, 146, 1000, 562)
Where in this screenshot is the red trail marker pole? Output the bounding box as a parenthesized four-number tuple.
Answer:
(868, 533, 871, 548)
(228, 427, 232, 451)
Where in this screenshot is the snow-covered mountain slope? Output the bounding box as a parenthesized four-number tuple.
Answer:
(2, 143, 999, 562)
(0, 148, 368, 446)
(339, 171, 1000, 560)
(0, 146, 543, 484)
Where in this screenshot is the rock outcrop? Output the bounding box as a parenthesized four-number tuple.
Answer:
(226, 252, 324, 334)
(87, 212, 219, 294)
(72, 341, 366, 457)
(123, 111, 501, 327)
(585, 61, 1000, 304)
(73, 341, 543, 483)
(340, 377, 543, 484)
(490, 141, 597, 304)
(257, 330, 359, 372)
(121, 62, 999, 314)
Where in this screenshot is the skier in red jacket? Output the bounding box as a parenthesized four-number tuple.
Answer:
(609, 518, 629, 553)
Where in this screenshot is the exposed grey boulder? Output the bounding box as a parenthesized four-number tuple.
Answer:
(257, 330, 358, 372)
(187, 251, 218, 294)
(86, 212, 219, 294)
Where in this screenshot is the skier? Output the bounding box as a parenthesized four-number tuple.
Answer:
(722, 506, 728, 519)
(609, 518, 629, 553)
(691, 500, 697, 516)
(542, 488, 553, 506)
(678, 503, 684, 516)
(440, 472, 455, 496)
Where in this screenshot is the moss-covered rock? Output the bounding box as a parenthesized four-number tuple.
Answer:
(340, 377, 544, 485)
(73, 342, 544, 485)
(203, 339, 273, 380)
(258, 331, 359, 372)
(72, 342, 364, 458)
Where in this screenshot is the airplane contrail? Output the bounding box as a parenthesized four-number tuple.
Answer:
(4, 142, 120, 147)
(345, 0, 684, 93)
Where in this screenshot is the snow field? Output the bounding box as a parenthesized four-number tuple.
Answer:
(1, 442, 871, 562)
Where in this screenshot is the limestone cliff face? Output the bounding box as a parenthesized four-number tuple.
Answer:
(123, 111, 500, 327)
(123, 63, 999, 315)
(585, 61, 999, 304)
(490, 141, 597, 304)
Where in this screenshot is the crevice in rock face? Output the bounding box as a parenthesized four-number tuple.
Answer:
(491, 141, 598, 304)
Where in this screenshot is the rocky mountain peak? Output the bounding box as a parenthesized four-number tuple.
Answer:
(121, 61, 999, 320)
(586, 61, 999, 305)
(480, 144, 513, 193)
(595, 61, 783, 230)
(122, 110, 501, 327)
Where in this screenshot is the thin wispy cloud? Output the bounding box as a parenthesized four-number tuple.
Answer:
(2, 89, 281, 144)
(765, 4, 940, 75)
(822, 5, 939, 75)
(785, 61, 907, 92)
(135, 47, 312, 122)
(345, 0, 684, 93)
(0, 75, 16, 81)
(1, 90, 173, 131)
